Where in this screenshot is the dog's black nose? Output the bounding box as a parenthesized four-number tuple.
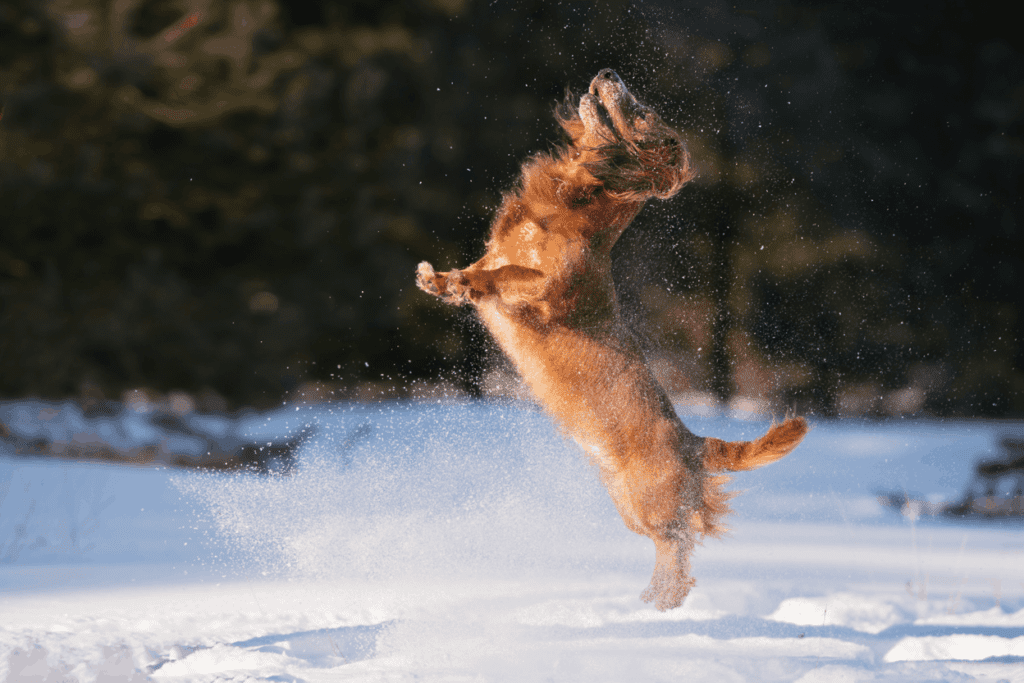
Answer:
(598, 69, 620, 82)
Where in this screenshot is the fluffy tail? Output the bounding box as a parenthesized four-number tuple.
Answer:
(703, 417, 808, 472)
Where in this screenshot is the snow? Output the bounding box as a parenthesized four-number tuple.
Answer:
(2, 401, 1023, 682)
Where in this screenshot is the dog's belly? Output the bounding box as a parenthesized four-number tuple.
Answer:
(476, 301, 685, 476)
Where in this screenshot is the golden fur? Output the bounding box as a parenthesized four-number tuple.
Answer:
(416, 69, 807, 610)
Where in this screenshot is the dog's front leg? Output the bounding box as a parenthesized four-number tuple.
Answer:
(417, 261, 546, 307)
(416, 261, 475, 305)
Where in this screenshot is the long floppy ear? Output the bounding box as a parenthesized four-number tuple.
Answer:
(556, 180, 601, 207)
(637, 140, 695, 199)
(585, 139, 695, 201)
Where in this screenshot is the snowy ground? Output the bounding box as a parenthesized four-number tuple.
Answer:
(2, 400, 1023, 682)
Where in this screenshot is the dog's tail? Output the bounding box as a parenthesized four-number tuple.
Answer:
(703, 417, 808, 472)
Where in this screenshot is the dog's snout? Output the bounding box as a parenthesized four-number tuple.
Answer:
(590, 69, 628, 100)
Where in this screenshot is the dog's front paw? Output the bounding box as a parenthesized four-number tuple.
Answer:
(416, 261, 442, 296)
(416, 262, 471, 305)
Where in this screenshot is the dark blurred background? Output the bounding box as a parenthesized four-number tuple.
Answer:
(0, 0, 1021, 417)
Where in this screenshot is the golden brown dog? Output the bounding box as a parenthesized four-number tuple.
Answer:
(416, 69, 807, 610)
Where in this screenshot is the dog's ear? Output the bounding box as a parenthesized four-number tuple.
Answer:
(584, 140, 693, 201)
(556, 181, 601, 207)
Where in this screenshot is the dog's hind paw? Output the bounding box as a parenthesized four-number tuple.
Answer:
(641, 576, 695, 612)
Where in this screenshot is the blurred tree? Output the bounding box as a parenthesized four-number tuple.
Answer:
(0, 0, 1020, 415)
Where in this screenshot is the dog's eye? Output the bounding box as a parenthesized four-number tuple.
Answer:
(571, 187, 598, 206)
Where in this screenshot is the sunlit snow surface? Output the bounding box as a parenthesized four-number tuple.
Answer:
(2, 401, 1023, 682)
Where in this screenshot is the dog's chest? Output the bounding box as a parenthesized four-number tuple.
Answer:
(489, 219, 572, 272)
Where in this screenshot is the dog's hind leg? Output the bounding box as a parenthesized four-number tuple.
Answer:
(640, 527, 697, 611)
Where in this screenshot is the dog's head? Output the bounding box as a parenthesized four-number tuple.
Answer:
(559, 69, 694, 201)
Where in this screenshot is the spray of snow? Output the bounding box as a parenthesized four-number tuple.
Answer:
(173, 402, 640, 583)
